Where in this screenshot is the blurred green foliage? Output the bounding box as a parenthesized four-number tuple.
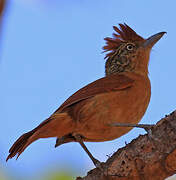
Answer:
(0, 173, 8, 180)
(42, 172, 74, 180)
(0, 170, 75, 180)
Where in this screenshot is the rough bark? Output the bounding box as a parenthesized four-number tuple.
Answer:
(76, 110, 176, 180)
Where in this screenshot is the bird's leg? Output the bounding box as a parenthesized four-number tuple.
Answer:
(109, 122, 155, 134)
(73, 134, 102, 168)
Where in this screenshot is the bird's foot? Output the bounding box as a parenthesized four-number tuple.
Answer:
(87, 161, 106, 176)
(92, 158, 104, 169)
(87, 158, 105, 174)
(137, 124, 155, 134)
(109, 122, 155, 134)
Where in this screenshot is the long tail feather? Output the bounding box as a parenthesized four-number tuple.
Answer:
(6, 113, 74, 161)
(6, 130, 35, 161)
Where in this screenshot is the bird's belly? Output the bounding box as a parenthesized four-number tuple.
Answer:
(75, 88, 150, 142)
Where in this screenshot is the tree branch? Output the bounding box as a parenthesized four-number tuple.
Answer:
(76, 110, 176, 180)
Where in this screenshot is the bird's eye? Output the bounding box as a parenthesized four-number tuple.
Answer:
(126, 44, 134, 51)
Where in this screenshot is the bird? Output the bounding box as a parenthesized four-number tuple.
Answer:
(6, 23, 166, 167)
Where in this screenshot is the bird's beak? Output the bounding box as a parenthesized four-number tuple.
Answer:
(143, 32, 166, 48)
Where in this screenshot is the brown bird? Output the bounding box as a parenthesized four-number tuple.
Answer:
(6, 23, 166, 167)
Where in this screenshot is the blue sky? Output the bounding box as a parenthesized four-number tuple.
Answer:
(0, 0, 176, 179)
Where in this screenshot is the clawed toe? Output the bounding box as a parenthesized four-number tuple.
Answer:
(94, 159, 101, 168)
(142, 124, 155, 133)
(93, 159, 104, 170)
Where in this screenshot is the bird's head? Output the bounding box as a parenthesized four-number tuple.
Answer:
(103, 23, 166, 76)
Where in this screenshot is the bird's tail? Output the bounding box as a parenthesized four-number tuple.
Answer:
(6, 112, 74, 161)
(6, 129, 36, 161)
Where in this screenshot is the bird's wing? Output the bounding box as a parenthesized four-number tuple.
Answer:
(57, 73, 134, 112)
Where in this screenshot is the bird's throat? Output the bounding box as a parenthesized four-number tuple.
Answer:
(105, 55, 136, 76)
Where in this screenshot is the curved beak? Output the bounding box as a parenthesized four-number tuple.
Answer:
(143, 32, 166, 48)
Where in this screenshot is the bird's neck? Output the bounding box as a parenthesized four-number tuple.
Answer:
(105, 55, 149, 77)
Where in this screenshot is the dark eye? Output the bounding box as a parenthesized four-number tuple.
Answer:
(126, 44, 134, 51)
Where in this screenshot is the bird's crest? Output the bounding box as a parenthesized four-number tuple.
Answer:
(103, 23, 144, 58)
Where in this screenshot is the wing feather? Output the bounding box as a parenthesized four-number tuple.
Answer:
(57, 73, 134, 112)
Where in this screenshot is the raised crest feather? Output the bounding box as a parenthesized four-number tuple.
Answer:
(103, 23, 144, 58)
